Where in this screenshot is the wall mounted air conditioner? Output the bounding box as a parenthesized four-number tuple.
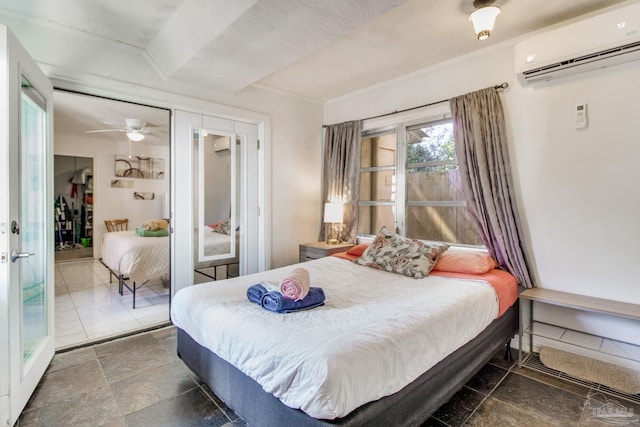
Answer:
(515, 2, 640, 85)
(213, 136, 231, 152)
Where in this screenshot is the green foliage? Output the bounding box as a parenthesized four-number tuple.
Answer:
(407, 123, 456, 166)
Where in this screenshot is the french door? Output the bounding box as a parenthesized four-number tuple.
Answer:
(0, 25, 55, 426)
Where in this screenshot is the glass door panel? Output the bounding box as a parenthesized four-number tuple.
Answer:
(20, 76, 48, 364)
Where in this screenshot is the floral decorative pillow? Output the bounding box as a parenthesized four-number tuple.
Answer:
(211, 217, 231, 235)
(355, 227, 449, 279)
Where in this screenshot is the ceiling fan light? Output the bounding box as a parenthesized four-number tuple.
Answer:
(127, 131, 145, 141)
(469, 6, 501, 40)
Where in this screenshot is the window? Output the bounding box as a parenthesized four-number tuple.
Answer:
(358, 129, 397, 235)
(405, 120, 482, 245)
(358, 118, 483, 246)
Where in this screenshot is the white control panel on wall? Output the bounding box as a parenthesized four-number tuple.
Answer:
(575, 103, 588, 129)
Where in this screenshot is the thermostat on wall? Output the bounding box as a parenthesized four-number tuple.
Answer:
(575, 103, 588, 129)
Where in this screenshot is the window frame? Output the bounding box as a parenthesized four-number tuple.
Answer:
(359, 126, 400, 232)
(404, 117, 467, 231)
(358, 111, 478, 245)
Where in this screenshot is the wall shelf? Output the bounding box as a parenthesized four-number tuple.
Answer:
(518, 288, 640, 368)
(82, 174, 93, 239)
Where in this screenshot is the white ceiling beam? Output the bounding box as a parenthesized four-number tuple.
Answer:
(144, 0, 258, 78)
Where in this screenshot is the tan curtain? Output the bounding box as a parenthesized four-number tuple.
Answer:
(449, 87, 534, 288)
(319, 120, 362, 244)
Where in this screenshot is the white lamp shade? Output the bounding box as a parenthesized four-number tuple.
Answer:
(323, 202, 343, 223)
(127, 131, 145, 141)
(469, 6, 501, 40)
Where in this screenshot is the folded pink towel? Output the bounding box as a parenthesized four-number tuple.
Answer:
(280, 268, 310, 301)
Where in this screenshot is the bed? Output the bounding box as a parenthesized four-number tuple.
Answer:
(100, 230, 169, 308)
(172, 251, 519, 426)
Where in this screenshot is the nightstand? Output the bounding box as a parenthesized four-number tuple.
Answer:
(299, 241, 354, 263)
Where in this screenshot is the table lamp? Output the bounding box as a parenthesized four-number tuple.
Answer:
(323, 202, 343, 245)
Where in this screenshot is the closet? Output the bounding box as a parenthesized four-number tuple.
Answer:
(54, 155, 94, 260)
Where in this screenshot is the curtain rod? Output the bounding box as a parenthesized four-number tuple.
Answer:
(322, 82, 509, 128)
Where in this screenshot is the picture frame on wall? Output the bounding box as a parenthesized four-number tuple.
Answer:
(110, 179, 134, 188)
(133, 192, 155, 200)
(115, 155, 165, 179)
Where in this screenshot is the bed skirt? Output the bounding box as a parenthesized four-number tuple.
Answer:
(176, 302, 518, 427)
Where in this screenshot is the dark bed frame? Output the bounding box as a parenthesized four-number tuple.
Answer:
(176, 301, 518, 427)
(99, 257, 150, 309)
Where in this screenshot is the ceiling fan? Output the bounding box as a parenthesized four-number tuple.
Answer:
(86, 118, 150, 141)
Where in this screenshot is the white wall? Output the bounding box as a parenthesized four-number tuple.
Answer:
(54, 130, 170, 258)
(324, 44, 640, 345)
(263, 93, 325, 266)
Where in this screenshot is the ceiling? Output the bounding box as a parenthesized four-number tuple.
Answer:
(0, 0, 629, 102)
(1, 0, 630, 146)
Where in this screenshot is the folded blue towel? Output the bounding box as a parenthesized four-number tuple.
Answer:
(246, 284, 325, 313)
(246, 283, 268, 305)
(246, 281, 279, 305)
(262, 287, 325, 313)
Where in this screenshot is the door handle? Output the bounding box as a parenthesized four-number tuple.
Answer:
(11, 249, 35, 263)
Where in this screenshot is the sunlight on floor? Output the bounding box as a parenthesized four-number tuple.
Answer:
(54, 258, 170, 350)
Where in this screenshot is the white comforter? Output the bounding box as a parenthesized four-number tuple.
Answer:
(101, 230, 169, 284)
(171, 256, 499, 420)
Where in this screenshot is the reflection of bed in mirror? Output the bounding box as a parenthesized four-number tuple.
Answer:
(100, 230, 169, 308)
(194, 225, 239, 280)
(202, 225, 231, 255)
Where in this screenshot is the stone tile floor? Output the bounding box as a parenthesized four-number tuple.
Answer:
(17, 326, 640, 426)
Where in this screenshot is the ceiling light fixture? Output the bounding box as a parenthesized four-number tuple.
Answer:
(127, 131, 145, 141)
(469, 0, 501, 41)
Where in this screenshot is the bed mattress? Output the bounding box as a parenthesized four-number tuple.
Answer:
(101, 230, 169, 283)
(171, 256, 505, 419)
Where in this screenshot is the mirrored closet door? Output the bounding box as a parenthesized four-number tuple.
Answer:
(172, 110, 261, 293)
(193, 128, 240, 281)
